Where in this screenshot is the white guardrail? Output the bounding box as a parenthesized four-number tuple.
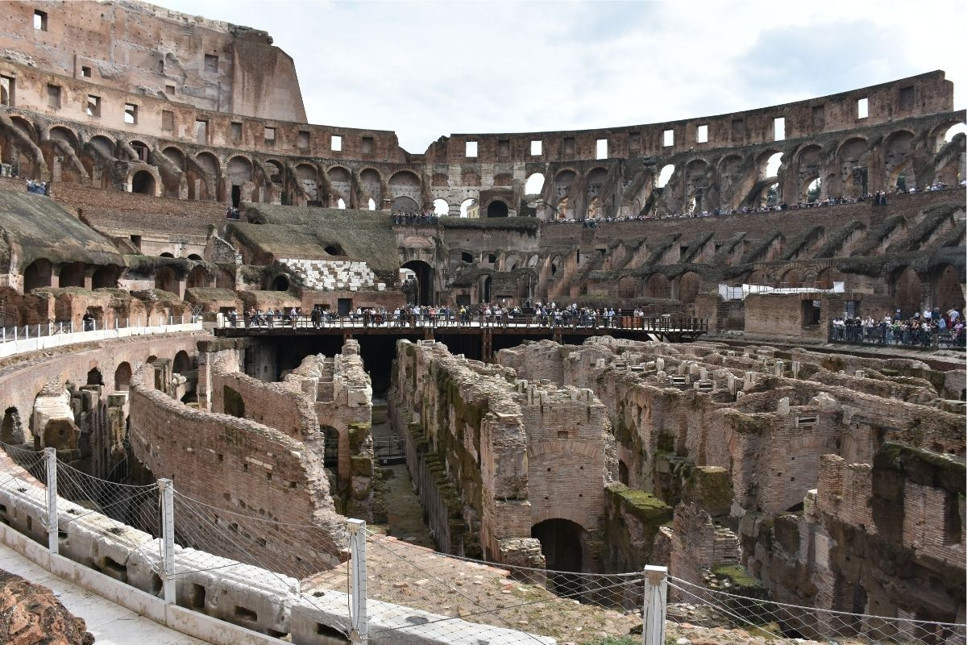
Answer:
(0, 319, 205, 359)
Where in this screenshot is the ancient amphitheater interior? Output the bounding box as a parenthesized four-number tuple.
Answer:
(0, 1, 963, 644)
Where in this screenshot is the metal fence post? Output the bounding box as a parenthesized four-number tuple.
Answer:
(158, 478, 176, 604)
(44, 448, 58, 554)
(348, 518, 368, 644)
(642, 565, 667, 645)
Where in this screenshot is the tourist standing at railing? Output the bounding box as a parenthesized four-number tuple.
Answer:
(82, 311, 94, 331)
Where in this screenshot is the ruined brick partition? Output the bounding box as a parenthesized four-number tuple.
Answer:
(391, 339, 616, 572)
(495, 336, 965, 628)
(128, 363, 347, 577)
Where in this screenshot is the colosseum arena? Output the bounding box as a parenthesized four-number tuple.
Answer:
(0, 2, 963, 644)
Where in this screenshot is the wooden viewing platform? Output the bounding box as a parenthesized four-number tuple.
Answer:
(215, 315, 708, 361)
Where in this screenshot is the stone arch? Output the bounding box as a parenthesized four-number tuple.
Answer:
(553, 169, 576, 202)
(524, 172, 545, 196)
(87, 368, 104, 386)
(130, 168, 158, 196)
(758, 150, 783, 180)
(503, 254, 520, 272)
(391, 196, 419, 213)
(531, 518, 587, 597)
(227, 155, 254, 206)
(932, 264, 965, 313)
(88, 135, 115, 158)
(883, 130, 916, 191)
(816, 267, 843, 290)
(402, 260, 433, 306)
(186, 265, 209, 289)
(486, 200, 509, 218)
(23, 259, 53, 292)
(836, 137, 869, 198)
(645, 273, 670, 299)
(190, 152, 221, 201)
(618, 275, 637, 299)
(264, 159, 284, 186)
(891, 266, 922, 316)
(360, 168, 382, 206)
(92, 264, 122, 289)
(129, 139, 150, 162)
(388, 170, 421, 205)
(433, 198, 449, 216)
(656, 164, 675, 189)
(271, 274, 290, 291)
(48, 125, 80, 152)
(585, 167, 608, 217)
(162, 145, 186, 170)
(931, 121, 967, 152)
(114, 362, 132, 391)
(684, 159, 710, 213)
(215, 268, 235, 289)
(780, 267, 802, 288)
(677, 271, 701, 304)
(155, 266, 179, 295)
(478, 274, 491, 304)
(327, 166, 352, 205)
(173, 350, 192, 376)
(58, 262, 86, 288)
(295, 163, 320, 204)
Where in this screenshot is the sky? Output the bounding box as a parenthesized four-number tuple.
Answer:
(153, 0, 967, 154)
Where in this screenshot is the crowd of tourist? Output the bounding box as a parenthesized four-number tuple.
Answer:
(546, 182, 963, 225)
(830, 308, 965, 348)
(25, 179, 48, 196)
(392, 212, 440, 226)
(228, 300, 664, 330)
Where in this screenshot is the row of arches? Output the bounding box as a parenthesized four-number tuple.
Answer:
(21, 258, 235, 296)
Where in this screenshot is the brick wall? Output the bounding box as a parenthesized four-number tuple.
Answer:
(128, 364, 346, 576)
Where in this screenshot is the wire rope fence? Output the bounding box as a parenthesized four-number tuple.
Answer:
(0, 440, 964, 645)
(668, 575, 967, 645)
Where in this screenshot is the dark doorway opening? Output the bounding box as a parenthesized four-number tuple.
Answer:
(232, 185, 241, 208)
(532, 518, 585, 599)
(402, 260, 433, 306)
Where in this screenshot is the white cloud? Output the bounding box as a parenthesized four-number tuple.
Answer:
(154, 0, 967, 153)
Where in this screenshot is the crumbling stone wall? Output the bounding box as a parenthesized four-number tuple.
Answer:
(497, 336, 964, 623)
(128, 362, 347, 574)
(391, 339, 615, 571)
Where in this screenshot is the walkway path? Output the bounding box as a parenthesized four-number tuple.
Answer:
(0, 542, 206, 645)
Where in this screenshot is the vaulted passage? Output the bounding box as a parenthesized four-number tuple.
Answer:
(532, 518, 585, 598)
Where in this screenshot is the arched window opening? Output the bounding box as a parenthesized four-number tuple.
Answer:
(23, 259, 53, 292)
(764, 152, 782, 178)
(131, 170, 155, 195)
(58, 262, 86, 288)
(336, 198, 346, 209)
(943, 123, 967, 143)
(433, 198, 449, 216)
(402, 260, 433, 306)
(461, 252, 473, 264)
(173, 351, 192, 376)
(657, 164, 675, 189)
(524, 173, 545, 196)
(114, 363, 132, 391)
(532, 519, 586, 599)
(459, 198, 475, 218)
(86, 368, 104, 386)
(487, 200, 508, 218)
(806, 177, 822, 203)
(272, 275, 290, 291)
(367, 198, 376, 211)
(1, 408, 24, 445)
